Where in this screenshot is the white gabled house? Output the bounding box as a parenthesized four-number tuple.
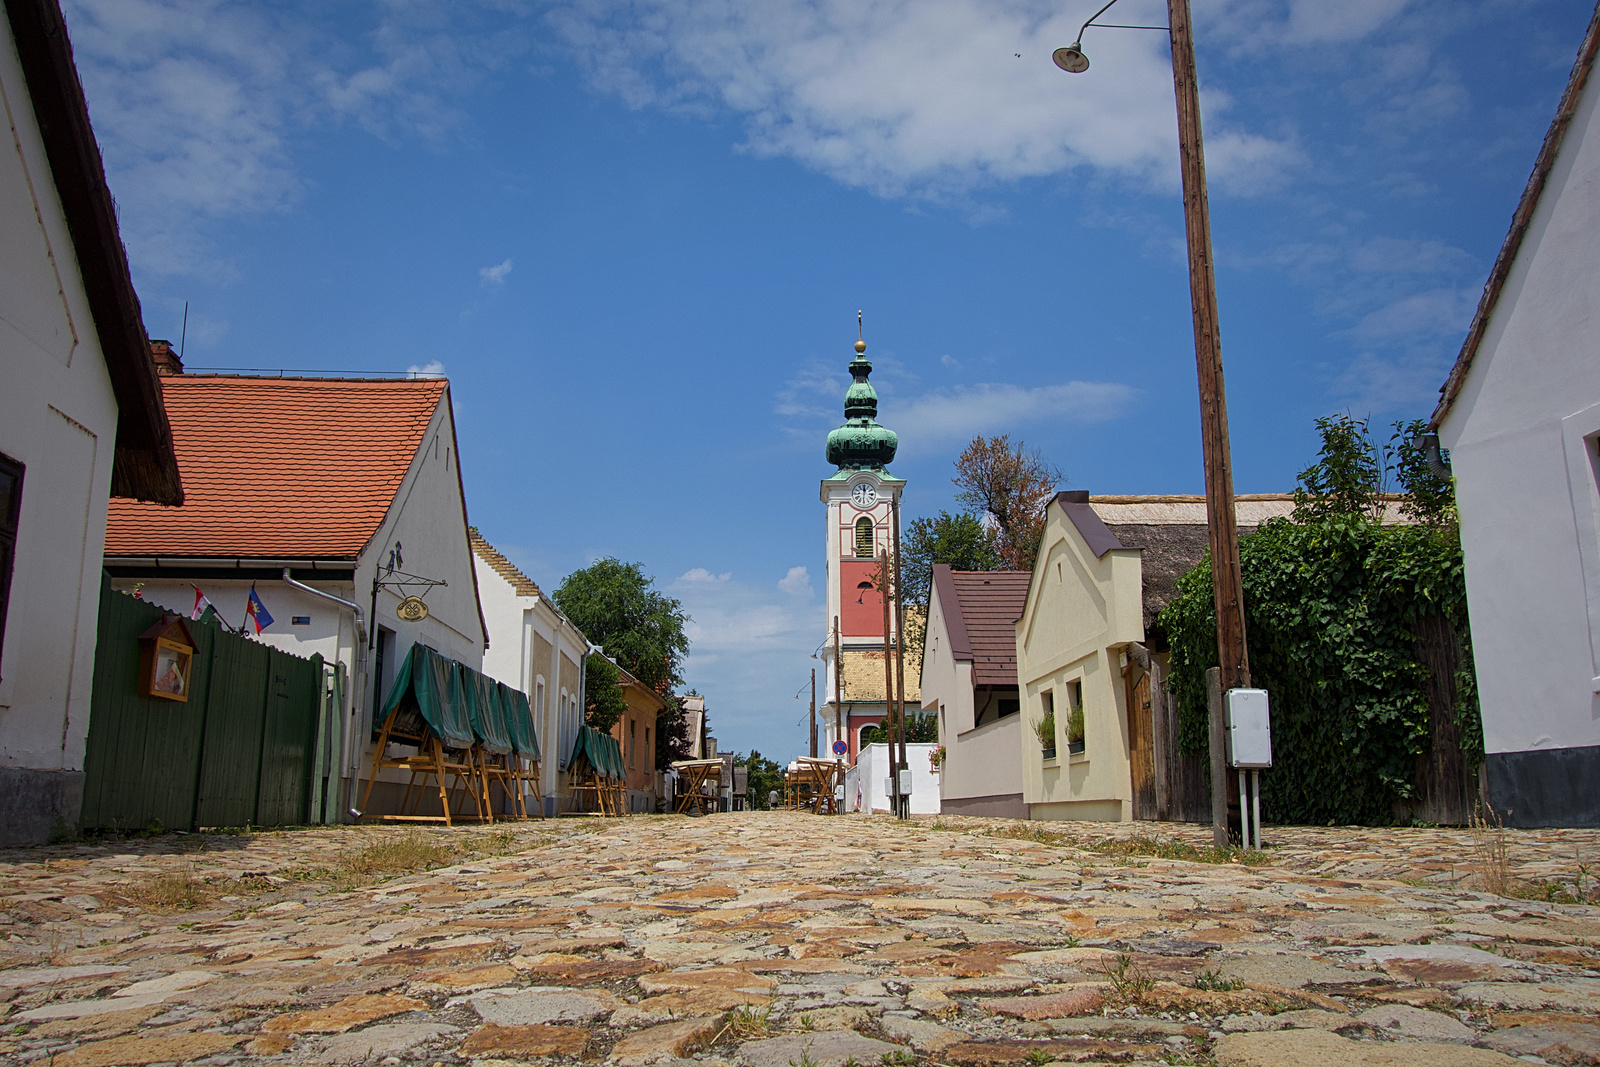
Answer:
(470, 529, 589, 816)
(0, 0, 184, 844)
(1429, 7, 1600, 826)
(104, 368, 489, 818)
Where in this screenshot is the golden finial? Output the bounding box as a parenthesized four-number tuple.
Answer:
(855, 310, 866, 353)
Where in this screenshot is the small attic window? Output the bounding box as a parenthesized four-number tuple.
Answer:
(854, 516, 874, 557)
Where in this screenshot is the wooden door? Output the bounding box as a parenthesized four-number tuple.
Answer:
(1126, 668, 1157, 820)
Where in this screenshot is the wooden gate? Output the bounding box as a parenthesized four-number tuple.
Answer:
(1125, 666, 1158, 820)
(81, 584, 324, 831)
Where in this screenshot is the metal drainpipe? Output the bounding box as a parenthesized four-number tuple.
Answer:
(282, 569, 366, 644)
(1419, 433, 1453, 481)
(282, 569, 367, 817)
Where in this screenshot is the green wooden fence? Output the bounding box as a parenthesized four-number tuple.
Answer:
(81, 583, 327, 831)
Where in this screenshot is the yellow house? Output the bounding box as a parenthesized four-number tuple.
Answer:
(1014, 491, 1145, 821)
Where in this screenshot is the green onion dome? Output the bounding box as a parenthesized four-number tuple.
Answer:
(825, 338, 898, 471)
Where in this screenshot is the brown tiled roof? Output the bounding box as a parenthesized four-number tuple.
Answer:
(469, 528, 541, 598)
(946, 570, 1031, 687)
(1431, 5, 1600, 430)
(106, 376, 447, 558)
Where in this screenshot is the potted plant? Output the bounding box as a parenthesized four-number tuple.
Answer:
(929, 744, 946, 772)
(1034, 707, 1056, 760)
(1067, 703, 1086, 756)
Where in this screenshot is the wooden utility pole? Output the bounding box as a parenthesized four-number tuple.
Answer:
(809, 668, 817, 758)
(879, 549, 899, 815)
(1168, 0, 1250, 846)
(891, 497, 908, 819)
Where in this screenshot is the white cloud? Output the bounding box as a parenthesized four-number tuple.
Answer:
(670, 568, 825, 754)
(1354, 288, 1475, 341)
(480, 258, 514, 284)
(62, 0, 528, 276)
(939, 354, 961, 368)
(547, 0, 1300, 201)
(407, 360, 447, 378)
(679, 567, 732, 583)
(892, 380, 1135, 451)
(1217, 0, 1412, 48)
(778, 566, 811, 597)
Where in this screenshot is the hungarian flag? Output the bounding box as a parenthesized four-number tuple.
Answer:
(190, 587, 215, 621)
(245, 586, 275, 634)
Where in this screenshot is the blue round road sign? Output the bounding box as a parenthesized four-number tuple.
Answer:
(832, 740, 848, 756)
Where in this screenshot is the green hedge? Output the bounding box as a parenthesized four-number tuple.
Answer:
(1159, 513, 1480, 825)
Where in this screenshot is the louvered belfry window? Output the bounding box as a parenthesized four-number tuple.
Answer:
(855, 516, 875, 557)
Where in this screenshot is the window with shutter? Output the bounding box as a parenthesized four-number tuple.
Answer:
(855, 516, 874, 557)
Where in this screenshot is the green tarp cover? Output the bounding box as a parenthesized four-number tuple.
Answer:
(498, 682, 539, 760)
(462, 665, 512, 755)
(378, 644, 475, 749)
(570, 723, 622, 779)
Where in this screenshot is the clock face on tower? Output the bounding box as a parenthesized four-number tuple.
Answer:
(851, 482, 878, 508)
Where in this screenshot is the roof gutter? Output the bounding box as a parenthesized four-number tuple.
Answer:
(105, 557, 355, 570)
(282, 568, 367, 644)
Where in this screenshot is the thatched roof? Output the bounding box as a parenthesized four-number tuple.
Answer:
(1088, 495, 1296, 633)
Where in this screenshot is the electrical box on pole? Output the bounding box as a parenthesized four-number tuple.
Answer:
(1225, 688, 1271, 768)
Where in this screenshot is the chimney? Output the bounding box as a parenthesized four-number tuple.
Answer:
(149, 338, 183, 376)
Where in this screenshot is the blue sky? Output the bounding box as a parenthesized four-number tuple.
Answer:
(64, 0, 1595, 759)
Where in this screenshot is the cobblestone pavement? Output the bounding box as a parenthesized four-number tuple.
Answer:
(3, 812, 1600, 1066)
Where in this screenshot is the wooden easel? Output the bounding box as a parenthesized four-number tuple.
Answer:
(359, 707, 488, 826)
(797, 757, 844, 815)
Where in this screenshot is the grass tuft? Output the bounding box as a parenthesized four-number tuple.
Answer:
(1100, 953, 1155, 1003)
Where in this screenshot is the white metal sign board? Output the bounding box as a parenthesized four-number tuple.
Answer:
(1225, 688, 1273, 768)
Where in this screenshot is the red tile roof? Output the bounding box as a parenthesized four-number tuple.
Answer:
(106, 376, 447, 559)
(944, 569, 1032, 687)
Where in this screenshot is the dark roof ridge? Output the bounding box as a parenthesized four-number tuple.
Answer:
(931, 564, 973, 661)
(1051, 491, 1131, 558)
(1431, 2, 1600, 429)
(6, 0, 180, 503)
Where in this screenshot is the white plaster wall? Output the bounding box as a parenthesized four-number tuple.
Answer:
(1014, 504, 1144, 820)
(920, 578, 1022, 806)
(1438, 67, 1600, 755)
(470, 552, 589, 809)
(0, 20, 120, 777)
(843, 743, 939, 814)
(474, 554, 528, 690)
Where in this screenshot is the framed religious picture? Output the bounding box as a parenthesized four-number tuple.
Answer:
(138, 615, 197, 702)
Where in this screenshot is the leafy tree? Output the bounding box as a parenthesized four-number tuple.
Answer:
(1292, 414, 1387, 523)
(860, 710, 938, 746)
(555, 558, 691, 768)
(1293, 414, 1458, 528)
(1391, 418, 1456, 528)
(741, 750, 783, 810)
(952, 434, 1062, 571)
(582, 652, 628, 734)
(900, 511, 1004, 609)
(655, 696, 693, 768)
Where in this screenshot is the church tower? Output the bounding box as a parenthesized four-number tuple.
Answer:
(819, 327, 906, 766)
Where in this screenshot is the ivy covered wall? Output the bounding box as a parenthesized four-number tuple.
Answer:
(1159, 417, 1481, 826)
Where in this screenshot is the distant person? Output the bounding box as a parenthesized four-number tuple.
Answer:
(768, 790, 779, 809)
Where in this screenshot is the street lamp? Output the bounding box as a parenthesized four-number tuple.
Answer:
(1055, 0, 1251, 847)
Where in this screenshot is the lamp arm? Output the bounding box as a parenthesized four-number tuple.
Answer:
(1077, 0, 1124, 42)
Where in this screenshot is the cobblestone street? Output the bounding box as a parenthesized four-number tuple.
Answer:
(3, 813, 1599, 1066)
